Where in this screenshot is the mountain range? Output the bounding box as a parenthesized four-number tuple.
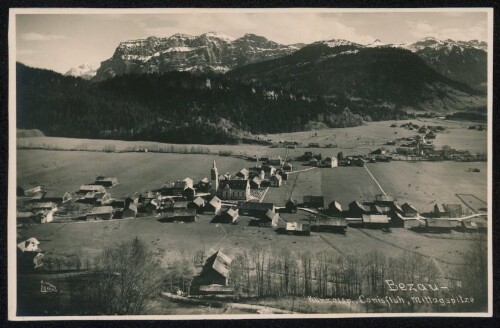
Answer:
(71, 33, 487, 92)
(92, 32, 302, 81)
(18, 32, 487, 144)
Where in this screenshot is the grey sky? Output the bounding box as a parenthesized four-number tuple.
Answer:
(15, 10, 489, 74)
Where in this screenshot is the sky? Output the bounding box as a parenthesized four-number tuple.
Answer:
(14, 9, 489, 74)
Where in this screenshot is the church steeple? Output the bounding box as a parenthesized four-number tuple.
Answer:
(210, 160, 219, 195)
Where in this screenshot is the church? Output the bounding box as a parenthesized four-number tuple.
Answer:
(211, 161, 251, 201)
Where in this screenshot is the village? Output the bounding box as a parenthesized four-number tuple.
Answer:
(16, 118, 488, 305)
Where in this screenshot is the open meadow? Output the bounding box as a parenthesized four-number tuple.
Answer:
(15, 119, 489, 308)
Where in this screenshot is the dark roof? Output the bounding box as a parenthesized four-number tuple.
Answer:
(208, 196, 221, 208)
(443, 204, 462, 212)
(173, 201, 189, 209)
(328, 201, 342, 212)
(193, 197, 206, 207)
(239, 202, 275, 211)
(88, 206, 113, 215)
(362, 214, 390, 224)
(401, 203, 418, 213)
(316, 217, 347, 227)
(219, 179, 249, 190)
(173, 208, 197, 217)
(206, 251, 232, 278)
(427, 218, 452, 228)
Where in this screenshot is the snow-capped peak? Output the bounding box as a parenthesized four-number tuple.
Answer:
(202, 32, 235, 42)
(366, 39, 386, 47)
(320, 39, 361, 48)
(65, 64, 97, 80)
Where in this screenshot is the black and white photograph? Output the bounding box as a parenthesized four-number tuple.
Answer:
(8, 7, 493, 319)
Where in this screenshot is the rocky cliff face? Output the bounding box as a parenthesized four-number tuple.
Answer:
(94, 32, 300, 81)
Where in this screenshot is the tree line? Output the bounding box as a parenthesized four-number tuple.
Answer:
(17, 63, 409, 144)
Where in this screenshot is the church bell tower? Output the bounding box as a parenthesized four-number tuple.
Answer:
(210, 160, 219, 195)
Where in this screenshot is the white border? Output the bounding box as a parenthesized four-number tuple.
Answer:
(8, 7, 494, 320)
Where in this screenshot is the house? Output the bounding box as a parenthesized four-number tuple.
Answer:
(195, 251, 233, 289)
(94, 176, 118, 187)
(282, 222, 311, 236)
(220, 207, 239, 224)
(312, 217, 347, 234)
(270, 174, 282, 187)
(143, 199, 160, 215)
(362, 214, 391, 229)
(286, 199, 298, 213)
(218, 180, 251, 200)
(31, 202, 57, 212)
(276, 169, 288, 181)
(392, 212, 425, 229)
(268, 156, 283, 166)
(35, 210, 54, 224)
(374, 194, 395, 207)
(235, 168, 250, 180)
(170, 178, 194, 196)
(303, 196, 324, 208)
(283, 141, 297, 149)
(196, 177, 211, 192)
(327, 201, 343, 216)
(370, 148, 387, 155)
(77, 192, 111, 205)
(461, 218, 487, 233)
(425, 218, 452, 233)
(205, 196, 222, 215)
(283, 162, 293, 172)
(238, 202, 276, 219)
(303, 151, 313, 161)
(353, 158, 365, 167)
(172, 208, 197, 222)
(434, 204, 463, 218)
(30, 191, 47, 202)
(309, 158, 319, 167)
(122, 203, 137, 219)
(249, 167, 265, 180)
(173, 201, 189, 210)
(86, 206, 114, 221)
(348, 201, 370, 217)
(262, 209, 279, 226)
(323, 157, 338, 168)
(24, 186, 43, 197)
(42, 190, 72, 204)
(77, 184, 106, 195)
(191, 197, 206, 213)
(262, 165, 277, 179)
(425, 131, 436, 139)
(249, 176, 262, 189)
(17, 238, 40, 253)
(418, 126, 428, 133)
(373, 205, 391, 215)
(182, 187, 196, 201)
(401, 203, 418, 217)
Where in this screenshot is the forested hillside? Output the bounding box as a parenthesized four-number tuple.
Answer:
(17, 63, 409, 144)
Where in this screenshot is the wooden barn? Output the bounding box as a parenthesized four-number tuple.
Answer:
(327, 201, 343, 216)
(401, 203, 418, 218)
(286, 199, 298, 213)
(425, 218, 452, 233)
(362, 214, 391, 229)
(86, 206, 114, 221)
(348, 201, 371, 218)
(193, 251, 233, 294)
(238, 202, 276, 219)
(205, 196, 222, 215)
(94, 176, 118, 187)
(312, 217, 347, 234)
